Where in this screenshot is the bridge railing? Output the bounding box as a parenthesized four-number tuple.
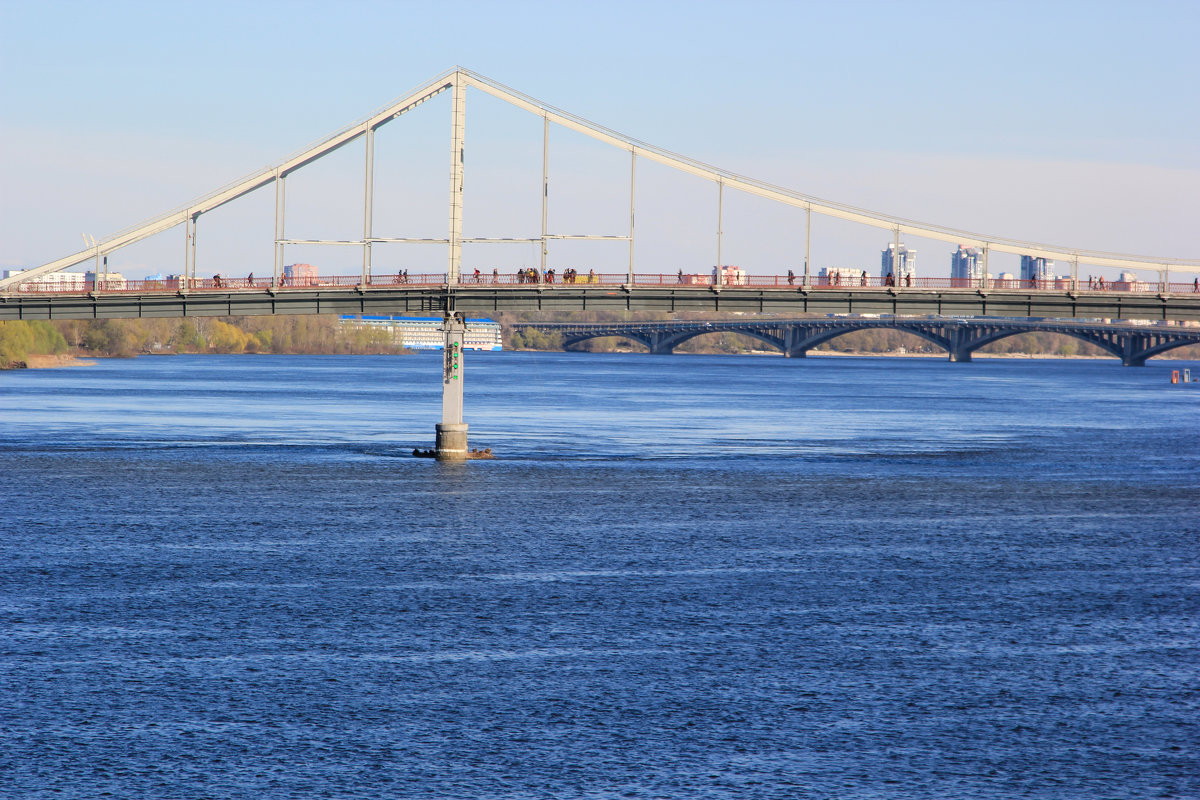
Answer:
(7, 272, 1200, 295)
(446, 271, 623, 286)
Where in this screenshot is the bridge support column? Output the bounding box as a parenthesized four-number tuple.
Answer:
(1121, 336, 1146, 367)
(946, 328, 973, 362)
(781, 328, 816, 358)
(648, 334, 673, 355)
(435, 311, 469, 460)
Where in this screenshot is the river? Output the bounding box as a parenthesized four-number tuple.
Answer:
(2, 352, 1197, 799)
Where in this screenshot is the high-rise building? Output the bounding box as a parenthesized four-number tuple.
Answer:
(1020, 255, 1054, 284)
(951, 246, 984, 285)
(881, 244, 916, 281)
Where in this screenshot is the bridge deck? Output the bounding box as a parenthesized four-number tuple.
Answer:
(4, 278, 1200, 322)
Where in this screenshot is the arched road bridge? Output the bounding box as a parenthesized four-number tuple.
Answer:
(515, 317, 1200, 366)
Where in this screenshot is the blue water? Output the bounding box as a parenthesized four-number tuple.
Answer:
(2, 352, 1198, 799)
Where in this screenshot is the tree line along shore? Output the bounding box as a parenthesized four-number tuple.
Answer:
(0, 316, 405, 368)
(3, 312, 1198, 368)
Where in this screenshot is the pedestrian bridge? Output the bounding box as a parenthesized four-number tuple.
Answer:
(4, 68, 1199, 323)
(5, 273, 1200, 323)
(516, 317, 1200, 366)
(5, 67, 1199, 455)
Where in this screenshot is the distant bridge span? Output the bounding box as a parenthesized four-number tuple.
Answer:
(515, 317, 1200, 366)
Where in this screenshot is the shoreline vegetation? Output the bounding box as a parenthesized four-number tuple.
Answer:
(3, 312, 1198, 369)
(1, 316, 406, 369)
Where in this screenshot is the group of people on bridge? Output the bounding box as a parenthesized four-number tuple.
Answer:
(516, 267, 595, 284)
(778, 270, 912, 288)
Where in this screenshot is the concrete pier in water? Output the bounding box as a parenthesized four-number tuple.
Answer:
(435, 312, 468, 460)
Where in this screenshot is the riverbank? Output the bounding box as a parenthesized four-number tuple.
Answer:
(7, 348, 1193, 367)
(14, 354, 97, 369)
(803, 350, 1113, 360)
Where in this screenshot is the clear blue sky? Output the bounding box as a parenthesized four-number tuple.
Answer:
(2, 0, 1197, 278)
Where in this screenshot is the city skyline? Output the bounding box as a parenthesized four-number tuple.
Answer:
(2, 1, 1197, 282)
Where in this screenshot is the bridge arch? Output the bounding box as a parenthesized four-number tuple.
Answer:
(1126, 337, 1200, 364)
(960, 327, 1125, 362)
(789, 324, 954, 359)
(561, 332, 653, 352)
(556, 325, 789, 355)
(655, 327, 788, 355)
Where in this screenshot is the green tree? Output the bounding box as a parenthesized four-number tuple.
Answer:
(79, 320, 139, 357)
(172, 321, 206, 352)
(29, 322, 68, 355)
(0, 321, 35, 365)
(1056, 339, 1078, 356)
(208, 320, 249, 353)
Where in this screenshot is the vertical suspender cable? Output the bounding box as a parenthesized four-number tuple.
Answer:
(628, 148, 636, 284)
(541, 114, 549, 276)
(447, 71, 466, 285)
(716, 181, 724, 285)
(804, 205, 811, 287)
(274, 173, 286, 286)
(363, 127, 375, 285)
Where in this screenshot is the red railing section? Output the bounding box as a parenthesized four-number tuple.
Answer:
(7, 272, 1200, 294)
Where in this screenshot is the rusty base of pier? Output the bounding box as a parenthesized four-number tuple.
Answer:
(412, 447, 494, 460)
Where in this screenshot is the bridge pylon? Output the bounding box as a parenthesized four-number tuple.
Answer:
(946, 328, 973, 362)
(647, 333, 674, 355)
(1122, 335, 1146, 367)
(782, 326, 801, 358)
(434, 311, 469, 460)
